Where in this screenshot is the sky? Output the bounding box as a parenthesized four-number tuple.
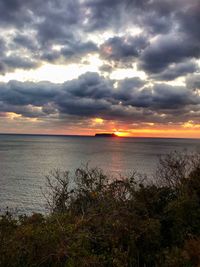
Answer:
(0, 0, 200, 138)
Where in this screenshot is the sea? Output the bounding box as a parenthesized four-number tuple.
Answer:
(0, 134, 200, 214)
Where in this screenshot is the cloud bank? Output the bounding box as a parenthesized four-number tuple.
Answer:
(0, 0, 200, 136)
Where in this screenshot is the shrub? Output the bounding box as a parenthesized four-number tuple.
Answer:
(0, 152, 200, 266)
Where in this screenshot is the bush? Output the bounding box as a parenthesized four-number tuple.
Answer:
(0, 152, 200, 266)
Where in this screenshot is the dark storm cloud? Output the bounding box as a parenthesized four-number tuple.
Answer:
(58, 73, 200, 122)
(112, 78, 146, 102)
(82, 0, 124, 31)
(62, 72, 113, 99)
(139, 12, 172, 34)
(148, 84, 199, 109)
(41, 41, 98, 63)
(0, 0, 71, 28)
(151, 60, 199, 81)
(0, 72, 200, 125)
(12, 34, 38, 51)
(83, 0, 161, 32)
(0, 0, 94, 68)
(87, 0, 200, 79)
(0, 102, 48, 118)
(135, 0, 200, 77)
(111, 81, 200, 112)
(139, 34, 200, 74)
(0, 58, 40, 73)
(100, 35, 148, 61)
(0, 0, 200, 128)
(0, 0, 33, 27)
(0, 0, 199, 80)
(57, 98, 110, 117)
(36, 19, 74, 46)
(83, 0, 180, 34)
(2, 56, 39, 71)
(0, 80, 60, 106)
(178, 2, 200, 42)
(60, 41, 97, 59)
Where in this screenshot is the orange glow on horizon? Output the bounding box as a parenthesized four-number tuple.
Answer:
(51, 123, 200, 139)
(1, 114, 200, 139)
(114, 131, 129, 137)
(2, 127, 199, 139)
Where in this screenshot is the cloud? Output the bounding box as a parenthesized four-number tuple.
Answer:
(178, 2, 200, 42)
(0, 0, 96, 70)
(0, 72, 200, 126)
(151, 60, 199, 81)
(0, 0, 199, 79)
(0, 80, 59, 106)
(139, 34, 200, 74)
(0, 0, 200, 133)
(41, 41, 98, 63)
(100, 35, 148, 61)
(0, 0, 33, 27)
(11, 33, 39, 53)
(1, 56, 39, 72)
(148, 84, 199, 109)
(186, 74, 200, 90)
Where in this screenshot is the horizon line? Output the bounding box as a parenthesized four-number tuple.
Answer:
(0, 132, 199, 140)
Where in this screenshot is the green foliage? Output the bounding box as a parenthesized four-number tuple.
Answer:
(0, 152, 200, 266)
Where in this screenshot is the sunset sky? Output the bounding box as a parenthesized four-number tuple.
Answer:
(0, 0, 200, 137)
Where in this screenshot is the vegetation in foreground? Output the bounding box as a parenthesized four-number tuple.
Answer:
(0, 152, 200, 267)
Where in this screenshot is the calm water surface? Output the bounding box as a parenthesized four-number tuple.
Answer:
(0, 134, 200, 214)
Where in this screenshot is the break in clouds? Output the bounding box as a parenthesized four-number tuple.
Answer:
(0, 0, 200, 134)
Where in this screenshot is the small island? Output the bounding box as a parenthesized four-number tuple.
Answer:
(95, 133, 118, 137)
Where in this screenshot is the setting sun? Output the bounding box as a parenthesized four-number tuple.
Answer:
(114, 131, 128, 137)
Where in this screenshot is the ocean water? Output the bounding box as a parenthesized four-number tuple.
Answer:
(0, 134, 200, 214)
